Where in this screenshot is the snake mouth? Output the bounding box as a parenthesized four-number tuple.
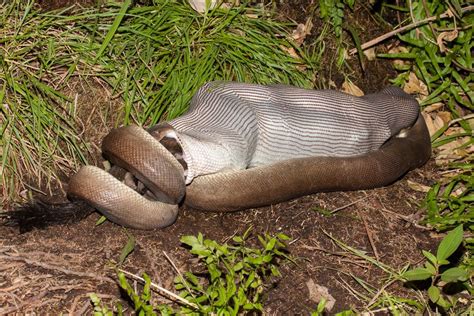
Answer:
(101, 125, 186, 205)
(67, 124, 186, 229)
(67, 165, 179, 229)
(148, 122, 189, 180)
(68, 126, 185, 229)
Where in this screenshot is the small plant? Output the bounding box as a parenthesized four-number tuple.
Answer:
(319, 0, 355, 38)
(402, 225, 472, 311)
(173, 230, 290, 314)
(93, 230, 291, 315)
(90, 293, 121, 316)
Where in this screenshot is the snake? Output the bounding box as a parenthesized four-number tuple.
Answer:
(67, 81, 431, 229)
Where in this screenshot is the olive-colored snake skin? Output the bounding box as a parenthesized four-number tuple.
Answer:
(67, 82, 431, 229)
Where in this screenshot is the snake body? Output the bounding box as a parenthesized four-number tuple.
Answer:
(68, 82, 431, 229)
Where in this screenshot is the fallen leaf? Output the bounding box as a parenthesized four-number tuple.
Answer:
(291, 18, 313, 46)
(444, 126, 465, 136)
(306, 279, 335, 311)
(423, 103, 444, 113)
(407, 180, 431, 193)
(437, 29, 458, 53)
(363, 47, 376, 61)
(422, 112, 445, 137)
(388, 46, 410, 68)
(437, 111, 452, 124)
(435, 137, 471, 165)
(342, 81, 364, 96)
(403, 72, 428, 97)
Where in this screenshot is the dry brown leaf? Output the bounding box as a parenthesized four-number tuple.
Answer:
(437, 111, 452, 124)
(388, 46, 410, 68)
(403, 72, 428, 97)
(407, 180, 431, 193)
(291, 18, 313, 46)
(445, 126, 465, 136)
(435, 137, 471, 165)
(363, 47, 376, 61)
(306, 279, 335, 311)
(342, 81, 364, 96)
(437, 29, 458, 53)
(281, 45, 301, 59)
(422, 112, 445, 137)
(245, 13, 259, 19)
(423, 103, 444, 113)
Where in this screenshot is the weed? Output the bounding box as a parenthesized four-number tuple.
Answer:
(424, 173, 473, 232)
(319, 0, 355, 38)
(91, 229, 291, 314)
(402, 224, 472, 312)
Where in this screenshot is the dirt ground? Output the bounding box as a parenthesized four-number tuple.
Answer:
(0, 1, 445, 314)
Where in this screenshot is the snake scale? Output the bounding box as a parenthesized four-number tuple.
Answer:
(68, 81, 431, 229)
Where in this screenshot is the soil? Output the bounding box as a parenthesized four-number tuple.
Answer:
(0, 1, 445, 315)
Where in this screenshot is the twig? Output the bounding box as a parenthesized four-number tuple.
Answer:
(349, 5, 474, 55)
(118, 269, 198, 310)
(360, 214, 380, 261)
(330, 195, 369, 214)
(162, 251, 197, 300)
(376, 207, 430, 231)
(448, 113, 474, 126)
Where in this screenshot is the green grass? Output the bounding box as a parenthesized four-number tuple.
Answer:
(1, 0, 320, 205)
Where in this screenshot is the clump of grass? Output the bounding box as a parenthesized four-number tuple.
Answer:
(89, 0, 319, 124)
(1, 0, 320, 204)
(319, 0, 355, 38)
(1, 1, 95, 204)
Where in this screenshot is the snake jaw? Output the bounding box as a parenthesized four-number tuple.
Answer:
(68, 166, 179, 229)
(67, 125, 186, 229)
(101, 125, 186, 204)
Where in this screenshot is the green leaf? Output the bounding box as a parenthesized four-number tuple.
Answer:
(436, 295, 452, 309)
(232, 236, 243, 243)
(403, 267, 434, 281)
(96, 215, 107, 226)
(422, 250, 437, 265)
(96, 0, 132, 60)
(118, 234, 135, 266)
(208, 263, 222, 281)
(180, 235, 199, 247)
(233, 261, 244, 272)
(428, 285, 440, 303)
(436, 225, 464, 261)
(265, 238, 276, 251)
(440, 267, 470, 283)
(424, 262, 437, 275)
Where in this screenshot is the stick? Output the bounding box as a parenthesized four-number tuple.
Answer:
(349, 6, 474, 55)
(117, 269, 198, 310)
